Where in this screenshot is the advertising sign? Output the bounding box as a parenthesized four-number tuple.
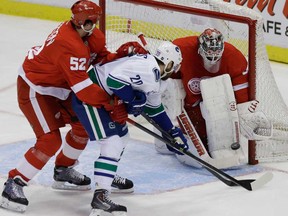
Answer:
(224, 0, 288, 49)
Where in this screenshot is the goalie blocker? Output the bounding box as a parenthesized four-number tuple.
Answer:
(155, 75, 272, 169)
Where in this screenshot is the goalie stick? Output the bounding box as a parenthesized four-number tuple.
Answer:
(127, 114, 273, 191)
(176, 109, 240, 169)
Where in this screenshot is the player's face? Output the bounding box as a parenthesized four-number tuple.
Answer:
(80, 20, 97, 36)
(161, 61, 178, 80)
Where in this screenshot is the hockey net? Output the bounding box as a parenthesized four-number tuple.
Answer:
(99, 0, 288, 164)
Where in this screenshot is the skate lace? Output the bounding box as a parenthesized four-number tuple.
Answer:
(66, 168, 85, 182)
(103, 190, 118, 206)
(113, 175, 126, 185)
(5, 180, 26, 199)
(12, 184, 25, 198)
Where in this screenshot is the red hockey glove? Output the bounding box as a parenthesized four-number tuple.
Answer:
(109, 96, 128, 124)
(103, 100, 113, 112)
(116, 41, 148, 58)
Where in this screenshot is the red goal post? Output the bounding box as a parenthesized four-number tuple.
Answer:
(98, 0, 288, 165)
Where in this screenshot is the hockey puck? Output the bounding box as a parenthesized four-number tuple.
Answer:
(231, 142, 240, 150)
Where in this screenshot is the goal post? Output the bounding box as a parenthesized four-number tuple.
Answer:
(99, 0, 288, 165)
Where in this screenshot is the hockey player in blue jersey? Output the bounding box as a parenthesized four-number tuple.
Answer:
(72, 41, 188, 216)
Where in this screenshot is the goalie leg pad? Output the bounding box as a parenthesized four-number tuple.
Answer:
(176, 110, 241, 169)
(175, 136, 203, 168)
(160, 79, 186, 120)
(200, 74, 246, 164)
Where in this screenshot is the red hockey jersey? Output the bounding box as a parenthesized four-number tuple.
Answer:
(172, 36, 248, 145)
(172, 36, 248, 106)
(20, 21, 116, 107)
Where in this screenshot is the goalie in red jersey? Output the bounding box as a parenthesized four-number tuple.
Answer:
(155, 28, 272, 168)
(0, 0, 147, 213)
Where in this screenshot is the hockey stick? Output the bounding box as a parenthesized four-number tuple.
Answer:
(127, 115, 273, 191)
(137, 32, 152, 54)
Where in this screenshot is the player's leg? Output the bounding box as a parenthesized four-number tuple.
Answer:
(52, 95, 91, 190)
(0, 77, 64, 212)
(72, 94, 130, 215)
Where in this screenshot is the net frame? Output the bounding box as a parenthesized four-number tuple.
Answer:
(98, 0, 288, 165)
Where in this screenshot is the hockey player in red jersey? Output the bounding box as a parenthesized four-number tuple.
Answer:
(171, 28, 248, 147)
(155, 28, 272, 168)
(0, 0, 147, 213)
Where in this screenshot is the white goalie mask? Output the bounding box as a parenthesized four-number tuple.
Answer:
(198, 28, 224, 71)
(153, 41, 183, 79)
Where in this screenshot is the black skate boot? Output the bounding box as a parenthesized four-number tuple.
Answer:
(89, 189, 127, 216)
(0, 177, 28, 212)
(111, 175, 134, 193)
(52, 166, 91, 191)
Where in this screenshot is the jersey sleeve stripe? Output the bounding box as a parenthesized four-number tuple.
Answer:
(71, 78, 93, 93)
(107, 75, 129, 90)
(19, 66, 71, 100)
(233, 82, 249, 91)
(144, 104, 165, 117)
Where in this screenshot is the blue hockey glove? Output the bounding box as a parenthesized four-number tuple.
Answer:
(126, 90, 147, 117)
(166, 127, 189, 155)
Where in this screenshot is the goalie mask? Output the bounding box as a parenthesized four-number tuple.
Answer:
(71, 0, 102, 35)
(153, 41, 182, 80)
(198, 28, 224, 73)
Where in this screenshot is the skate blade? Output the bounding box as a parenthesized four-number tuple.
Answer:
(52, 181, 91, 191)
(111, 187, 134, 194)
(112, 211, 128, 216)
(89, 209, 127, 216)
(89, 208, 103, 216)
(0, 197, 27, 213)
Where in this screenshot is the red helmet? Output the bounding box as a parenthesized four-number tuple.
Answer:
(71, 0, 102, 26)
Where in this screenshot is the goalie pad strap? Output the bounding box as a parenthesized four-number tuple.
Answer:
(177, 112, 207, 156)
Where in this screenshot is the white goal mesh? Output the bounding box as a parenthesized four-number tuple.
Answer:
(99, 0, 288, 164)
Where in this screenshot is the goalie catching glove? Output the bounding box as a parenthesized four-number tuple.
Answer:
(164, 127, 189, 155)
(238, 100, 273, 140)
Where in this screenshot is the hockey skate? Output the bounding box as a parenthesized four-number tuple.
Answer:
(90, 189, 127, 216)
(52, 166, 91, 191)
(0, 177, 28, 212)
(111, 175, 134, 193)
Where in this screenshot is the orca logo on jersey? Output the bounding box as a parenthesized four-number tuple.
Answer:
(187, 78, 201, 95)
(153, 67, 160, 82)
(109, 122, 116, 129)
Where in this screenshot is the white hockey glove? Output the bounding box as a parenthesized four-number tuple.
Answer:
(238, 100, 273, 140)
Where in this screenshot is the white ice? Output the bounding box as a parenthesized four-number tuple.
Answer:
(1, 14, 288, 216)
